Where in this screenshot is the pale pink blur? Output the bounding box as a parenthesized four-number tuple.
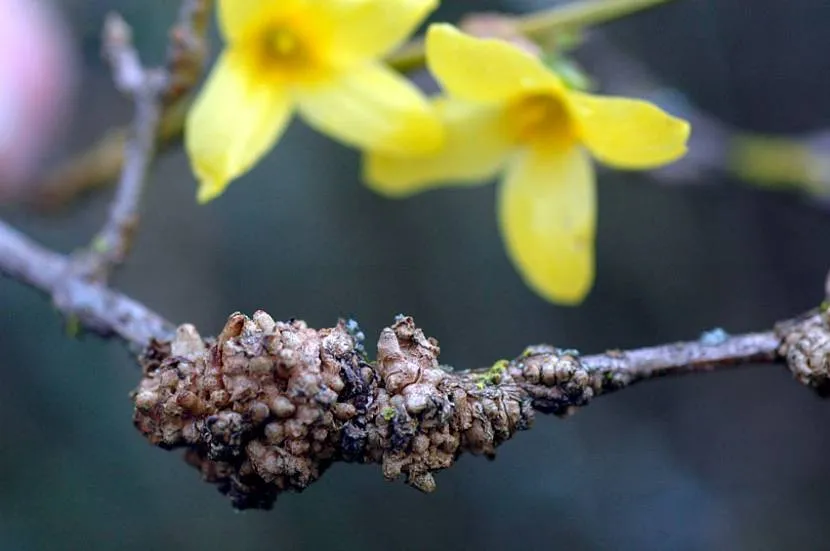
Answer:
(0, 0, 76, 201)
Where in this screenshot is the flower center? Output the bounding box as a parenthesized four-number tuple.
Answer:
(265, 27, 305, 65)
(254, 18, 334, 85)
(505, 93, 573, 147)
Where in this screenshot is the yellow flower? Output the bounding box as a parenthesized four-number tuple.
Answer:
(185, 0, 443, 203)
(365, 24, 690, 305)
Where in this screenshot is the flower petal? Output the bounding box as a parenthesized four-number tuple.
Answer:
(185, 50, 293, 202)
(296, 62, 442, 155)
(498, 144, 596, 305)
(568, 92, 690, 169)
(364, 99, 512, 197)
(426, 23, 560, 103)
(327, 0, 437, 65)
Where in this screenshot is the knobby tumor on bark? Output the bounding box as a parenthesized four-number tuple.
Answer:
(778, 308, 830, 396)
(132, 312, 596, 509)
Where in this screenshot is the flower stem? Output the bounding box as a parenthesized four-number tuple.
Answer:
(386, 0, 675, 72)
(517, 0, 673, 37)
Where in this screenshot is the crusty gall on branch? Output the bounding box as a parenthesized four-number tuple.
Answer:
(132, 312, 596, 509)
(777, 308, 830, 395)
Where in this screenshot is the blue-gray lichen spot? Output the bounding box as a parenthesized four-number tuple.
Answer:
(699, 327, 729, 346)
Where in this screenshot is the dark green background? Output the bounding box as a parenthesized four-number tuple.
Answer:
(3, 0, 830, 549)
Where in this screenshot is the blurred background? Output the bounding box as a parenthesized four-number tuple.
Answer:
(3, 0, 830, 549)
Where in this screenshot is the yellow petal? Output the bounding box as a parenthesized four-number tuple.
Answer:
(364, 99, 513, 197)
(327, 0, 437, 65)
(426, 24, 560, 103)
(296, 62, 442, 155)
(498, 144, 596, 305)
(568, 92, 690, 169)
(185, 50, 293, 202)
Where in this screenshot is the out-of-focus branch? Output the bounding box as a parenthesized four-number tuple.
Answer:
(34, 105, 188, 209)
(387, 0, 672, 73)
(71, 14, 166, 281)
(518, 0, 672, 37)
(162, 0, 212, 106)
(35, 0, 212, 210)
(570, 31, 830, 199)
(31, 0, 668, 209)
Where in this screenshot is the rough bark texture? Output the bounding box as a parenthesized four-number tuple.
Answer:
(132, 313, 596, 509)
(778, 309, 830, 394)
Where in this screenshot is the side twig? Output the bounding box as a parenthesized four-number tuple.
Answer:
(73, 14, 167, 281)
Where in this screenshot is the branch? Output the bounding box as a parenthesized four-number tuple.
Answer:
(0, 211, 822, 507)
(72, 14, 166, 281)
(580, 330, 780, 385)
(131, 310, 823, 509)
(0, 218, 174, 346)
(162, 0, 212, 106)
(386, 0, 673, 73)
